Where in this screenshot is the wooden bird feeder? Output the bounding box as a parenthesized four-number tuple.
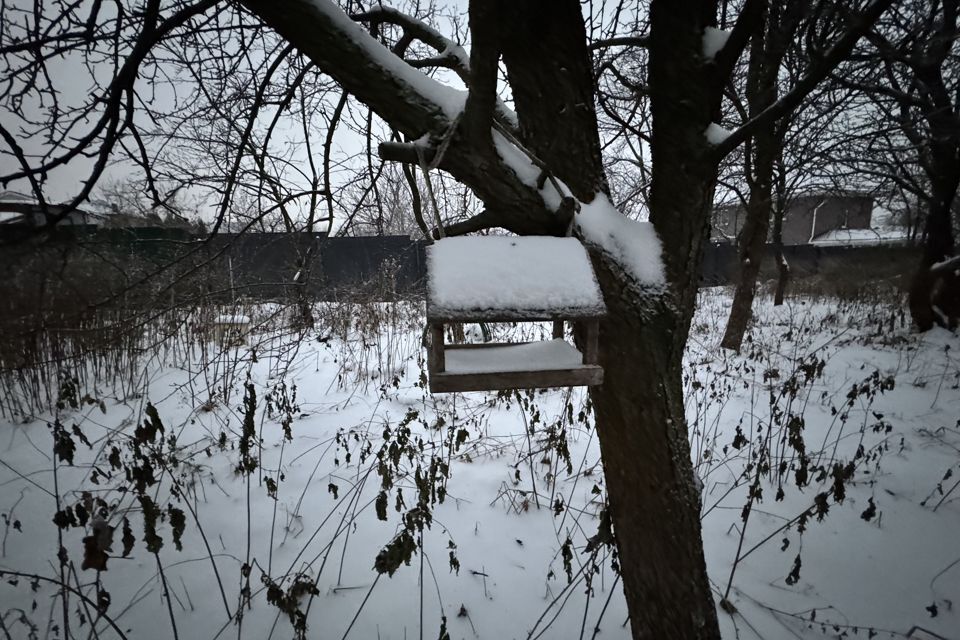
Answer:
(426, 236, 606, 393)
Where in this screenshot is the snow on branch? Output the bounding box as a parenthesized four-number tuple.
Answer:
(577, 194, 666, 289)
(702, 27, 730, 60)
(350, 4, 519, 133)
(704, 122, 732, 145)
(492, 129, 568, 211)
(351, 6, 471, 84)
(589, 35, 650, 51)
(931, 255, 960, 276)
(243, 0, 466, 137)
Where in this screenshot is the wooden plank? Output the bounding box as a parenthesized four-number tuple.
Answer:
(553, 320, 564, 339)
(429, 365, 603, 393)
(429, 324, 445, 373)
(444, 341, 532, 350)
(582, 319, 599, 365)
(426, 305, 606, 324)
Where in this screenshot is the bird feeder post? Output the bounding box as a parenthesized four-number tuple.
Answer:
(552, 320, 565, 339)
(581, 319, 600, 365)
(430, 323, 445, 373)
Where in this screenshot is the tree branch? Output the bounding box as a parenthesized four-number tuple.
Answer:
(714, 0, 896, 158)
(711, 0, 765, 91)
(589, 35, 650, 51)
(462, 1, 503, 145)
(378, 140, 434, 164)
(240, 0, 456, 138)
(433, 207, 503, 238)
(351, 6, 470, 85)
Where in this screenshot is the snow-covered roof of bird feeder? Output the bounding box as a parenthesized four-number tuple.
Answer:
(426, 236, 606, 322)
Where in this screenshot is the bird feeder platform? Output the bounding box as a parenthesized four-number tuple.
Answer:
(426, 236, 606, 393)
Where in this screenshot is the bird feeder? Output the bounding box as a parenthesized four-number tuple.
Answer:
(426, 236, 606, 393)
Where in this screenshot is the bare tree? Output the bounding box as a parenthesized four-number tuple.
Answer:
(0, 0, 895, 637)
(835, 0, 960, 329)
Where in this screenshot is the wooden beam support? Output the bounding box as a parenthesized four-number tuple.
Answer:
(429, 365, 603, 393)
(430, 323, 445, 373)
(553, 320, 565, 339)
(582, 319, 599, 365)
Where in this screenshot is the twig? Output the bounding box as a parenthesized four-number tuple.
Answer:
(338, 574, 381, 640)
(51, 434, 71, 640)
(155, 554, 180, 640)
(589, 573, 621, 640)
(0, 570, 129, 640)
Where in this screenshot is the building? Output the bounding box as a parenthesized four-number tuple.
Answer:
(712, 193, 876, 245)
(0, 191, 90, 228)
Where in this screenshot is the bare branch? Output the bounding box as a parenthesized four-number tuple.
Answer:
(433, 207, 502, 238)
(352, 6, 470, 84)
(714, 0, 897, 158)
(589, 35, 650, 51)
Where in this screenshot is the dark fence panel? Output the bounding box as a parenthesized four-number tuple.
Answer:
(699, 242, 919, 287)
(1, 229, 920, 306)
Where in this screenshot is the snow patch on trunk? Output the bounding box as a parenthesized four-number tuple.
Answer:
(576, 194, 666, 287)
(702, 27, 730, 60)
(704, 122, 731, 145)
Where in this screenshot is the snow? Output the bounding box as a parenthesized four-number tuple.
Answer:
(0, 190, 38, 204)
(705, 122, 732, 145)
(576, 193, 666, 287)
(492, 130, 567, 211)
(870, 204, 898, 228)
(932, 254, 960, 271)
(427, 235, 605, 320)
(489, 130, 667, 292)
(702, 27, 730, 60)
(214, 314, 251, 325)
(307, 0, 466, 117)
(811, 227, 910, 246)
(0, 211, 24, 223)
(445, 339, 585, 374)
(0, 292, 958, 639)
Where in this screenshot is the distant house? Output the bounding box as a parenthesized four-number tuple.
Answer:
(712, 193, 886, 246)
(0, 191, 90, 228)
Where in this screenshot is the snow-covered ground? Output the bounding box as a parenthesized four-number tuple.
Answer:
(0, 290, 957, 640)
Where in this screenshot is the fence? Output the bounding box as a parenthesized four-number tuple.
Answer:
(0, 228, 919, 308)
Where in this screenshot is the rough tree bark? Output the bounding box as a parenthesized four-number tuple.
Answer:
(910, 158, 960, 330)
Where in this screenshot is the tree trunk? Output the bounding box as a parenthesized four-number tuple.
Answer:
(720, 181, 773, 350)
(586, 2, 725, 637)
(772, 159, 790, 306)
(720, 1, 792, 349)
(773, 243, 790, 306)
(720, 123, 778, 349)
(909, 169, 960, 330)
(500, 3, 720, 636)
(898, 0, 960, 330)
